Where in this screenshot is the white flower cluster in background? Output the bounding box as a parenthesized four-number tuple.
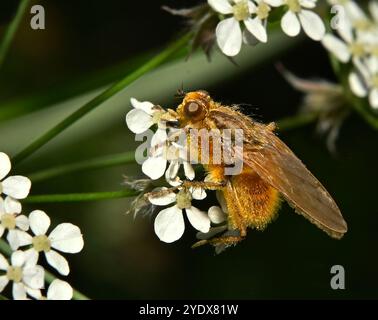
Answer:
(0, 152, 84, 300)
(126, 99, 227, 243)
(323, 0, 378, 109)
(208, 0, 326, 56)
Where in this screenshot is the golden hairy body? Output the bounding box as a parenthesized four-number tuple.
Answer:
(171, 90, 347, 247)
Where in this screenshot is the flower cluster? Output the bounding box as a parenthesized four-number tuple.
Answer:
(208, 0, 325, 56)
(0, 152, 84, 300)
(322, 0, 378, 109)
(126, 99, 227, 243)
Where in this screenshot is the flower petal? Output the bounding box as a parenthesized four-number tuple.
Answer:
(23, 248, 39, 267)
(348, 72, 368, 97)
(186, 206, 211, 233)
(0, 275, 9, 292)
(49, 223, 84, 253)
(0, 253, 9, 271)
(1, 175, 31, 199)
(142, 156, 167, 180)
(12, 282, 27, 300)
(4, 196, 22, 214)
(47, 279, 73, 300)
(26, 287, 42, 300)
(281, 10, 301, 37)
(148, 188, 177, 206)
(7, 230, 33, 251)
(208, 0, 233, 14)
(322, 34, 350, 63)
(130, 97, 154, 115)
(216, 17, 243, 56)
(190, 187, 207, 200)
(369, 88, 378, 109)
(0, 225, 4, 238)
(0, 152, 11, 181)
(244, 18, 267, 43)
(126, 109, 154, 134)
(183, 161, 195, 180)
(15, 215, 29, 231)
(298, 10, 325, 41)
(23, 265, 45, 289)
(11, 250, 25, 267)
(208, 206, 227, 224)
(299, 0, 316, 9)
(264, 0, 284, 6)
(151, 129, 168, 148)
(154, 205, 185, 243)
(45, 250, 70, 276)
(29, 210, 51, 236)
(166, 159, 180, 179)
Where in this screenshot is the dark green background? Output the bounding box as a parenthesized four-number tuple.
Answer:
(0, 0, 377, 299)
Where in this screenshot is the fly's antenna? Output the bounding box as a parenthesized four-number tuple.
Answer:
(175, 84, 186, 99)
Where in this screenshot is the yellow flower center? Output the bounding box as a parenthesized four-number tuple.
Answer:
(287, 0, 301, 13)
(349, 42, 365, 57)
(7, 266, 23, 283)
(176, 189, 192, 210)
(32, 235, 51, 252)
(353, 19, 373, 32)
(233, 0, 250, 21)
(1, 213, 16, 230)
(256, 2, 271, 20)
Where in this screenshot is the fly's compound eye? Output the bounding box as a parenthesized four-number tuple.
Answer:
(183, 100, 206, 121)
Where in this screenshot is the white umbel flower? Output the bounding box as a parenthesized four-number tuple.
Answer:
(0, 197, 29, 246)
(0, 152, 31, 203)
(0, 251, 44, 300)
(11, 210, 84, 276)
(208, 0, 268, 56)
(150, 187, 209, 243)
(322, 12, 366, 63)
(126, 98, 166, 134)
(143, 130, 195, 182)
(349, 56, 378, 109)
(270, 0, 325, 41)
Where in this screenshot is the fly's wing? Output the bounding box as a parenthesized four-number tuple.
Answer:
(209, 108, 347, 239)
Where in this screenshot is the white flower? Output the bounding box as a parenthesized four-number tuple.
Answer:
(143, 129, 195, 182)
(0, 197, 29, 245)
(126, 98, 165, 134)
(0, 152, 31, 204)
(208, 0, 268, 56)
(348, 56, 378, 109)
(0, 251, 44, 300)
(270, 0, 325, 41)
(45, 279, 73, 300)
(322, 12, 367, 63)
(10, 210, 84, 276)
(150, 187, 209, 243)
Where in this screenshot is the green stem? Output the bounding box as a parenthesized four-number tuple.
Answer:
(0, 294, 8, 300)
(12, 32, 191, 165)
(23, 189, 139, 203)
(0, 239, 89, 300)
(26, 112, 317, 183)
(276, 112, 318, 131)
(29, 151, 135, 182)
(0, 0, 30, 69)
